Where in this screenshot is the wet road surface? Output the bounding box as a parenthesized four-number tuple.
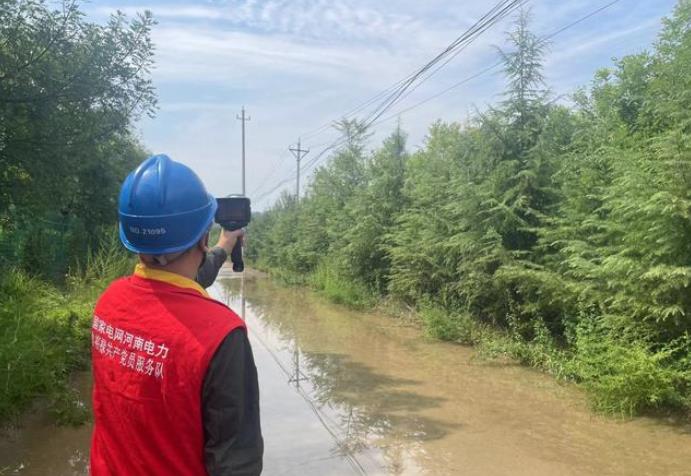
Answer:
(1, 271, 691, 475)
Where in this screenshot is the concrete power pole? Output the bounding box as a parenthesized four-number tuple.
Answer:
(289, 138, 309, 202)
(236, 107, 251, 195)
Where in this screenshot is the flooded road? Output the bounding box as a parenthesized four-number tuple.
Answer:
(0, 372, 91, 475)
(2, 272, 691, 475)
(213, 276, 691, 476)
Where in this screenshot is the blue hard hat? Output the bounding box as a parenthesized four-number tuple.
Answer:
(118, 154, 218, 255)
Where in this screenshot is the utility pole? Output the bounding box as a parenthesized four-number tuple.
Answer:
(289, 138, 309, 202)
(236, 107, 250, 195)
(288, 339, 308, 390)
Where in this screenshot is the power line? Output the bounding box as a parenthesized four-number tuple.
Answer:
(253, 175, 296, 205)
(374, 61, 503, 127)
(254, 0, 522, 205)
(255, 0, 621, 207)
(299, 79, 410, 141)
(293, 1, 522, 144)
(253, 0, 523, 203)
(298, 0, 523, 178)
(252, 135, 339, 199)
(254, 137, 348, 205)
(361, 0, 526, 130)
(544, 0, 621, 40)
(296, 0, 518, 144)
(247, 324, 368, 475)
(249, 150, 292, 197)
(369, 0, 623, 129)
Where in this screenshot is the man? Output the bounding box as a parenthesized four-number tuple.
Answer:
(90, 154, 263, 475)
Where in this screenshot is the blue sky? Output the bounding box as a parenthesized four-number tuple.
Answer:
(86, 0, 678, 210)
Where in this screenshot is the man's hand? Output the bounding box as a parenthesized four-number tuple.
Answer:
(215, 228, 245, 256)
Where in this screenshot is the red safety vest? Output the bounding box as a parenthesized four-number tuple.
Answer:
(90, 264, 245, 476)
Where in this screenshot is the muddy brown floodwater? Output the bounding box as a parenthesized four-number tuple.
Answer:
(2, 272, 691, 475)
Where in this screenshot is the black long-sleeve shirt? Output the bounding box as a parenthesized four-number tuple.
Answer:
(203, 329, 263, 475)
(196, 247, 263, 475)
(197, 247, 229, 289)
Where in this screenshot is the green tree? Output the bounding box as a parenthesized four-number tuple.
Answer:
(0, 1, 155, 223)
(247, 2, 691, 414)
(0, 0, 156, 273)
(341, 126, 408, 291)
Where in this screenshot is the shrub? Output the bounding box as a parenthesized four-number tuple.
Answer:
(565, 316, 690, 416)
(419, 304, 481, 344)
(309, 261, 374, 310)
(0, 231, 133, 424)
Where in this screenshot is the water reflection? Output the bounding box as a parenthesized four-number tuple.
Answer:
(219, 277, 459, 475)
(218, 275, 691, 476)
(1, 275, 691, 475)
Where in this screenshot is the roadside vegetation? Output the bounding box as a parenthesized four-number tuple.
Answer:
(248, 3, 691, 416)
(0, 1, 155, 423)
(0, 234, 132, 424)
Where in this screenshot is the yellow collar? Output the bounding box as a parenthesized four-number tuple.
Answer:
(134, 263, 209, 298)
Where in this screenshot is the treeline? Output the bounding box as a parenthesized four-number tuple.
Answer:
(0, 0, 155, 278)
(0, 1, 154, 422)
(248, 4, 691, 415)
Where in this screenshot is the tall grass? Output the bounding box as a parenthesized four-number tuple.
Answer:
(308, 261, 375, 310)
(0, 231, 133, 424)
